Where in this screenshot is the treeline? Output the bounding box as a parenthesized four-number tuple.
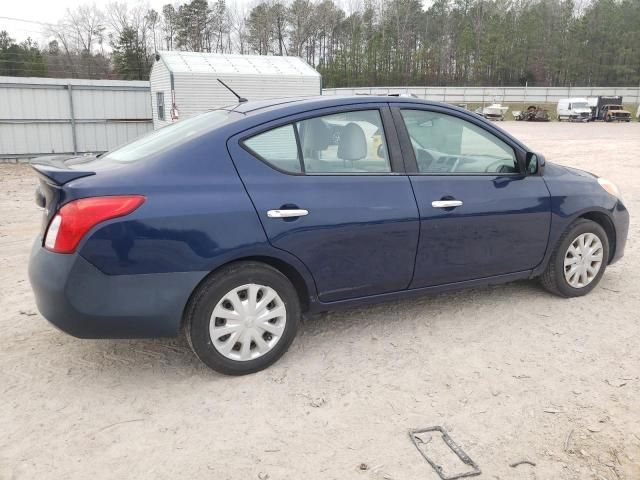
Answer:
(1, 0, 640, 87)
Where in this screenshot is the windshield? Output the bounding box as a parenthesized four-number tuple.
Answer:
(98, 110, 234, 165)
(572, 102, 589, 109)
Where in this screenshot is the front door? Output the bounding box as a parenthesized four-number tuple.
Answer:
(392, 105, 551, 288)
(228, 105, 420, 302)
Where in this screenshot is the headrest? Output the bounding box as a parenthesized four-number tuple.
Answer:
(301, 118, 331, 154)
(337, 122, 367, 161)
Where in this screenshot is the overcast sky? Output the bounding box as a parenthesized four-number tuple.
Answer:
(1, 1, 167, 44)
(1, 0, 253, 44)
(2, 0, 374, 44)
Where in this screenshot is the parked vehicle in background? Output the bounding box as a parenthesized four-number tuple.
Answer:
(588, 97, 598, 120)
(557, 98, 591, 121)
(28, 96, 629, 375)
(602, 105, 632, 122)
(513, 105, 551, 122)
(593, 96, 631, 122)
(475, 103, 508, 121)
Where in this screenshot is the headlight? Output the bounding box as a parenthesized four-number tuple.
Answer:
(598, 177, 622, 199)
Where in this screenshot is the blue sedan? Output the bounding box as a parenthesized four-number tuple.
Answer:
(28, 96, 629, 374)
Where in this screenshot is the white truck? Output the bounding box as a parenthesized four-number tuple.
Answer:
(557, 98, 591, 121)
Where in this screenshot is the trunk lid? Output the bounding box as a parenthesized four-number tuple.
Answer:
(31, 155, 97, 235)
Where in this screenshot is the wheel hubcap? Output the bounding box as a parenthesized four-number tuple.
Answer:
(209, 284, 286, 361)
(564, 233, 603, 288)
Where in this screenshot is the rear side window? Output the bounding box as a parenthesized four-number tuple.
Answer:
(243, 125, 301, 173)
(297, 110, 390, 173)
(243, 109, 391, 174)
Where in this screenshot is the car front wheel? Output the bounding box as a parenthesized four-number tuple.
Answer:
(185, 261, 301, 375)
(540, 219, 609, 297)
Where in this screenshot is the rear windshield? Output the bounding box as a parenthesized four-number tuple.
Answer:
(92, 110, 234, 166)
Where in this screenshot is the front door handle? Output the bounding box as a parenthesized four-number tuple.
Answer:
(431, 200, 463, 209)
(267, 209, 309, 218)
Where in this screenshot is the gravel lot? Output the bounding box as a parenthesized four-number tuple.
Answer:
(1, 122, 639, 480)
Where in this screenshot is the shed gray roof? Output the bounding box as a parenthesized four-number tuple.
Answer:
(156, 51, 320, 77)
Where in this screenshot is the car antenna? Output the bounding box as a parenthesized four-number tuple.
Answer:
(217, 78, 248, 103)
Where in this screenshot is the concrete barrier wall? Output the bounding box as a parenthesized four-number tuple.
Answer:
(322, 86, 640, 104)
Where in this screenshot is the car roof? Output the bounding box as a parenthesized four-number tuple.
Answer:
(226, 95, 448, 114)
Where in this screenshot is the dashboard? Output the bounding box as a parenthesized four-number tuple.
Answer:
(416, 148, 518, 174)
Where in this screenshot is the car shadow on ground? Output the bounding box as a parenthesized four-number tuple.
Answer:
(48, 279, 551, 381)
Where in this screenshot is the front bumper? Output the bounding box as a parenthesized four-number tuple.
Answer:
(28, 239, 207, 338)
(610, 200, 629, 265)
(569, 113, 591, 121)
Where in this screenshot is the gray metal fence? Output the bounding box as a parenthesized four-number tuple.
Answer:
(0, 77, 153, 161)
(322, 86, 640, 105)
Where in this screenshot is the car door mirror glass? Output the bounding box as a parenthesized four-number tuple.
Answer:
(526, 152, 541, 174)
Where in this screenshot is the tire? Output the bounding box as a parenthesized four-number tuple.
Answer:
(605, 115, 612, 122)
(540, 219, 609, 298)
(185, 261, 301, 375)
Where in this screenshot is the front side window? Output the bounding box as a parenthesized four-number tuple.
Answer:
(400, 109, 518, 174)
(157, 92, 165, 121)
(243, 109, 391, 174)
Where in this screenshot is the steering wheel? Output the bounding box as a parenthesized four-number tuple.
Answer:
(484, 159, 511, 173)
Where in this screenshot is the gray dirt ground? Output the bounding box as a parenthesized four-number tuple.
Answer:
(1, 122, 639, 480)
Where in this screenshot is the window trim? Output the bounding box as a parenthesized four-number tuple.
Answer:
(390, 104, 526, 176)
(292, 123, 306, 173)
(238, 104, 405, 176)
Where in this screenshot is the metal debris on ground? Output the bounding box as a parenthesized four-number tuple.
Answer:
(510, 460, 536, 468)
(409, 426, 481, 480)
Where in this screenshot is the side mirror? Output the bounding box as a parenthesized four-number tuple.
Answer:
(525, 152, 545, 175)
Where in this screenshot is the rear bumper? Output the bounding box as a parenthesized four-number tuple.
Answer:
(28, 239, 206, 338)
(610, 200, 629, 265)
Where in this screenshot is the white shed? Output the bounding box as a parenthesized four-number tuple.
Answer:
(149, 51, 322, 129)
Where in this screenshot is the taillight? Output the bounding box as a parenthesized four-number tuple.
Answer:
(44, 195, 145, 254)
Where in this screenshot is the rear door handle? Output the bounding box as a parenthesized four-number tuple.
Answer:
(267, 209, 309, 218)
(431, 200, 463, 208)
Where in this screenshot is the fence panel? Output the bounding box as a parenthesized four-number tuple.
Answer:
(0, 77, 153, 161)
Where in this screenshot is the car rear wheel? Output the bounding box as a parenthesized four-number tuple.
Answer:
(185, 261, 300, 375)
(540, 219, 609, 297)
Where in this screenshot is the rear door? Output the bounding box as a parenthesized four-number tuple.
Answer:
(228, 104, 420, 302)
(391, 104, 551, 288)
